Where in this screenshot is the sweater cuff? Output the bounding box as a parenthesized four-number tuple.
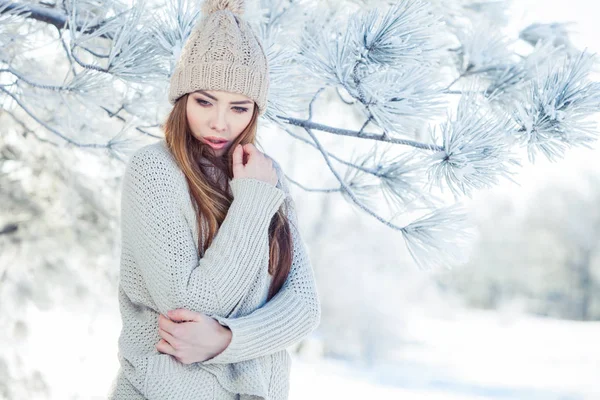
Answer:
(201, 314, 242, 364)
(229, 178, 286, 220)
(201, 291, 306, 364)
(201, 313, 256, 364)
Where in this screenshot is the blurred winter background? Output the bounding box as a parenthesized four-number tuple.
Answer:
(1, 0, 600, 399)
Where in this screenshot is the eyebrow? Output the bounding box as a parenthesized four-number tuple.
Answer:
(194, 90, 253, 105)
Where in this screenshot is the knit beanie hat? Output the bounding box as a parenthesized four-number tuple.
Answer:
(168, 0, 270, 116)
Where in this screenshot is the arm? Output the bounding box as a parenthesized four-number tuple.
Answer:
(200, 159, 322, 364)
(121, 145, 286, 316)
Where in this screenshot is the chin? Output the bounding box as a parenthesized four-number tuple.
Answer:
(210, 148, 226, 158)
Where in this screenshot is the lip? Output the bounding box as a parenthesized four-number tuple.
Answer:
(202, 136, 229, 150)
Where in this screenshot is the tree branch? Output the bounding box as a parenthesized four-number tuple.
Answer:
(277, 115, 443, 151)
(0, 67, 76, 91)
(283, 173, 341, 193)
(302, 125, 407, 233)
(1, 86, 106, 148)
(0, 0, 67, 30)
(278, 124, 381, 176)
(1, 107, 59, 145)
(0, 0, 115, 39)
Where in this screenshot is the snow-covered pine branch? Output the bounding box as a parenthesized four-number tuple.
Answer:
(1, 0, 599, 269)
(512, 50, 600, 162)
(425, 81, 522, 199)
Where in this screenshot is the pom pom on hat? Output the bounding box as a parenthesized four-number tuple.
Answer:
(201, 0, 245, 16)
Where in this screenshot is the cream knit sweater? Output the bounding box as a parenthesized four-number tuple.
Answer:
(108, 140, 321, 399)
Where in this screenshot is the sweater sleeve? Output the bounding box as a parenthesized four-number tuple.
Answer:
(200, 159, 322, 364)
(121, 146, 286, 316)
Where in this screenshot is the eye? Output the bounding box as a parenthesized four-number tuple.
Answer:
(195, 98, 248, 114)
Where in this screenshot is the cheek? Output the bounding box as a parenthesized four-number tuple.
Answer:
(186, 108, 207, 133)
(233, 112, 253, 132)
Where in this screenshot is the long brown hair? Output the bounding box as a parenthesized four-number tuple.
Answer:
(162, 93, 292, 302)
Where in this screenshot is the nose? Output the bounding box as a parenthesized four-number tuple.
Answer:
(209, 109, 227, 133)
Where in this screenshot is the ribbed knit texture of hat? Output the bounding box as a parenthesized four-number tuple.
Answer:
(168, 0, 270, 116)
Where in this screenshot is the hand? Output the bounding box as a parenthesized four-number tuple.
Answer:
(232, 143, 278, 186)
(155, 309, 232, 365)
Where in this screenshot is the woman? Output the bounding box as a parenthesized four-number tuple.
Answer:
(108, 1, 321, 399)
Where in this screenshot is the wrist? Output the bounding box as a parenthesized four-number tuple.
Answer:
(221, 326, 232, 348)
(205, 323, 232, 362)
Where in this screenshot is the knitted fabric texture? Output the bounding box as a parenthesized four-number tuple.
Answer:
(107, 139, 320, 400)
(168, 0, 270, 116)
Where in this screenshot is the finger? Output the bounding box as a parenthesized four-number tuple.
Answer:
(158, 314, 179, 335)
(158, 327, 177, 345)
(156, 339, 176, 356)
(244, 143, 264, 165)
(232, 144, 244, 171)
(168, 309, 200, 323)
(243, 142, 258, 156)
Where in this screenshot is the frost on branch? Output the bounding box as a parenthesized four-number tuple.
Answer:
(425, 84, 521, 199)
(512, 50, 600, 162)
(401, 202, 474, 271)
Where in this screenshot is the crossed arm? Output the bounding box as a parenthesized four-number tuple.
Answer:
(122, 148, 321, 364)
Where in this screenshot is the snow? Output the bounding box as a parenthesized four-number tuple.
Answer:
(16, 302, 599, 399)
(4, 1, 600, 400)
(289, 308, 600, 400)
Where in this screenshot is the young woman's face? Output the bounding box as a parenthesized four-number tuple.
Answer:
(186, 89, 255, 157)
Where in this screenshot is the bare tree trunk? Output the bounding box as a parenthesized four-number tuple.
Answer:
(577, 249, 592, 320)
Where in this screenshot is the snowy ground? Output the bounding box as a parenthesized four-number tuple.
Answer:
(18, 304, 600, 400)
(289, 308, 600, 400)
